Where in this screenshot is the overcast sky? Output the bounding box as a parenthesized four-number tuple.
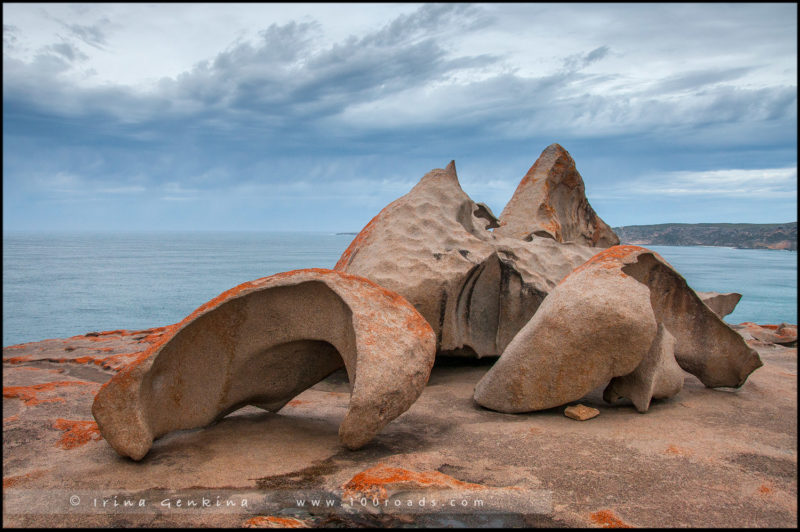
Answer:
(3, 3, 797, 232)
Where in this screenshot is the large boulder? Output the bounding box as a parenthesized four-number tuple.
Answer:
(92, 268, 436, 460)
(335, 149, 618, 357)
(494, 143, 619, 247)
(474, 246, 763, 413)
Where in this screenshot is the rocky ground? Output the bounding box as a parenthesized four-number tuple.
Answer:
(3, 325, 797, 528)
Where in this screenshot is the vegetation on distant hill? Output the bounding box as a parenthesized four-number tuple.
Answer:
(613, 222, 797, 250)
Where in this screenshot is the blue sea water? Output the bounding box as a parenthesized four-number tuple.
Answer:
(2, 232, 797, 347)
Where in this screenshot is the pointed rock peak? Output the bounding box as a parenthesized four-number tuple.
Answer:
(412, 159, 465, 196)
(544, 142, 568, 156)
(495, 144, 619, 248)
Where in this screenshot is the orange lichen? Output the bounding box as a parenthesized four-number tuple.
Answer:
(98, 268, 433, 399)
(334, 200, 400, 271)
(43, 352, 142, 372)
(3, 355, 33, 364)
(590, 509, 633, 528)
(3, 342, 35, 350)
(52, 419, 103, 449)
(565, 245, 647, 281)
(538, 181, 564, 242)
(60, 326, 174, 346)
(243, 516, 310, 528)
(285, 399, 309, 407)
(758, 484, 773, 495)
(342, 464, 485, 502)
(3, 469, 47, 489)
(664, 444, 692, 456)
(3, 415, 20, 424)
(3, 381, 97, 406)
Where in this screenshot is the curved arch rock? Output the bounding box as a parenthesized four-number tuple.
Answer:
(474, 245, 762, 413)
(92, 269, 436, 460)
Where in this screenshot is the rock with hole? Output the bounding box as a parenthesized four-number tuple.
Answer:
(92, 268, 436, 460)
(335, 146, 616, 357)
(474, 245, 762, 413)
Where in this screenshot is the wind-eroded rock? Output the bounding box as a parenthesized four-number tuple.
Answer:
(603, 323, 685, 413)
(697, 291, 742, 319)
(494, 143, 619, 247)
(92, 268, 436, 460)
(335, 156, 606, 357)
(474, 245, 762, 413)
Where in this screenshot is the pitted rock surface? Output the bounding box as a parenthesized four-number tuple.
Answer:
(336, 152, 613, 357)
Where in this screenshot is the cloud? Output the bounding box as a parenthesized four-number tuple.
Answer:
(45, 40, 88, 62)
(2, 4, 796, 231)
(3, 4, 502, 132)
(596, 167, 798, 200)
(57, 18, 110, 50)
(3, 24, 19, 49)
(563, 45, 611, 71)
(3, 3, 795, 147)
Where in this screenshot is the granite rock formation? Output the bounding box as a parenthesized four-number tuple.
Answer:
(603, 323, 685, 413)
(92, 268, 436, 460)
(474, 245, 763, 413)
(732, 322, 798, 347)
(494, 143, 619, 247)
(4, 330, 796, 528)
(336, 146, 617, 357)
(697, 291, 742, 319)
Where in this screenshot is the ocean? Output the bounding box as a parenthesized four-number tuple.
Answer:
(2, 232, 797, 347)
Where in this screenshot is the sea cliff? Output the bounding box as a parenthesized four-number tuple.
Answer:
(613, 222, 797, 250)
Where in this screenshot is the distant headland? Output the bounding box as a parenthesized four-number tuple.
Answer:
(613, 222, 797, 250)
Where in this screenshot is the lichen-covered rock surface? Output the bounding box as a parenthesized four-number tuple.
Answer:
(474, 245, 763, 413)
(91, 268, 436, 460)
(493, 143, 619, 247)
(335, 146, 618, 358)
(3, 326, 796, 527)
(732, 322, 798, 347)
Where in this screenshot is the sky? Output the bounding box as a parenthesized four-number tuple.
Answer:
(2, 3, 797, 232)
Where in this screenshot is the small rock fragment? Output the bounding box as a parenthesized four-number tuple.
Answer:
(564, 404, 599, 421)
